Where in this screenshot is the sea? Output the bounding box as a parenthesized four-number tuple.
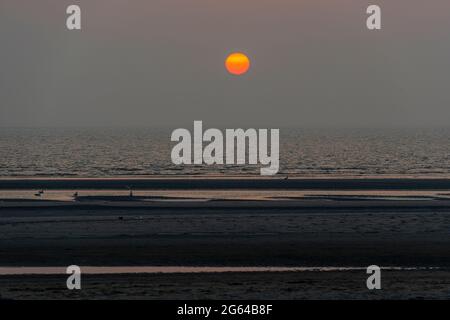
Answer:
(0, 127, 449, 177)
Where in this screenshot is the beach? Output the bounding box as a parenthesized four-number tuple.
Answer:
(2, 270, 449, 300)
(0, 177, 449, 299)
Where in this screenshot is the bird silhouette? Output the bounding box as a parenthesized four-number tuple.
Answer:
(126, 185, 133, 197)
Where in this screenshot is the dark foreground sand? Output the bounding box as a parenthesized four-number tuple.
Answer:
(1, 204, 449, 267)
(0, 202, 449, 299)
(1, 270, 449, 300)
(1, 178, 449, 299)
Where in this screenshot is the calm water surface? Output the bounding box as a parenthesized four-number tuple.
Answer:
(0, 127, 449, 177)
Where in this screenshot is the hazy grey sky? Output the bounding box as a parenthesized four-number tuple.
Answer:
(1, 0, 450, 127)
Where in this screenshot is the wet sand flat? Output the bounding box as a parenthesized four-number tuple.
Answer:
(0, 204, 449, 268)
(1, 270, 449, 300)
(0, 178, 449, 299)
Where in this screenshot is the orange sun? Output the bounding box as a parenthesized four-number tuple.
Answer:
(225, 52, 250, 75)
